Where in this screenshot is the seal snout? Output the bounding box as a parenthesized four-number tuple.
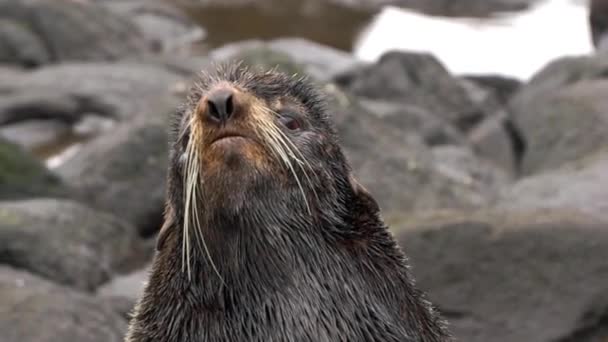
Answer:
(199, 86, 238, 125)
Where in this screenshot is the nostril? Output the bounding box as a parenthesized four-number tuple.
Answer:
(225, 94, 234, 117)
(205, 88, 236, 123)
(207, 99, 221, 121)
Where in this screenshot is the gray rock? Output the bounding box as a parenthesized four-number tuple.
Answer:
(467, 112, 518, 174)
(0, 138, 66, 200)
(591, 0, 608, 49)
(0, 199, 146, 291)
(325, 84, 505, 215)
(499, 149, 608, 222)
(327, 0, 537, 16)
(3, 62, 184, 121)
(100, 0, 205, 53)
(0, 266, 128, 342)
(210, 38, 361, 82)
(0, 0, 148, 66)
(0, 119, 71, 151)
(511, 79, 608, 175)
(97, 266, 150, 302)
(334, 51, 482, 131)
(0, 19, 49, 67)
(0, 89, 81, 126)
(393, 208, 608, 342)
(359, 98, 466, 146)
(56, 95, 178, 236)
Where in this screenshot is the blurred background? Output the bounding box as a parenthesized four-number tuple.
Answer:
(1, 0, 607, 341)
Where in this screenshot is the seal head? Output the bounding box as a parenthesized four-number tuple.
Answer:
(126, 65, 451, 342)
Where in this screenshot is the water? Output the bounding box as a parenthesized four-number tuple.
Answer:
(354, 0, 593, 80)
(183, 1, 371, 52)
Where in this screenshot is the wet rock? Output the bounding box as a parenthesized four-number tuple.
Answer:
(325, 84, 505, 214)
(334, 51, 482, 131)
(210, 38, 361, 81)
(100, 0, 205, 53)
(0, 138, 66, 200)
(0, 199, 145, 291)
(56, 95, 178, 236)
(511, 79, 608, 175)
(393, 208, 608, 342)
(0, 266, 127, 342)
(0, 0, 148, 67)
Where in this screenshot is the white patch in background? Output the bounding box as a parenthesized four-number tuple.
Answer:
(353, 0, 593, 81)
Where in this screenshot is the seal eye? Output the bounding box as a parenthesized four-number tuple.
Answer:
(279, 115, 301, 131)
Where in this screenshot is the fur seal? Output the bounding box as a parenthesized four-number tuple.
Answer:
(125, 65, 451, 342)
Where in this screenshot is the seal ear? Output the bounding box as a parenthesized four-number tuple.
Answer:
(156, 202, 176, 251)
(348, 174, 380, 214)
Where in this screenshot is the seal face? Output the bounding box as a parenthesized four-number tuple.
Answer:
(126, 65, 451, 342)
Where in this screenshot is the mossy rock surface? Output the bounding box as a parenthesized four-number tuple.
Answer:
(0, 138, 65, 200)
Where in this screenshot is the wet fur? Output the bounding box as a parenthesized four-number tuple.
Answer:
(125, 65, 451, 342)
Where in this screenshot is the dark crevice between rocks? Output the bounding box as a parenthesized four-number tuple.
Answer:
(556, 299, 608, 342)
(503, 116, 527, 175)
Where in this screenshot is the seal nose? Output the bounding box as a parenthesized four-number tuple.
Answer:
(205, 88, 235, 124)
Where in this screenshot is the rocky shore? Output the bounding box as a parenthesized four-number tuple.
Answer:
(1, 0, 608, 341)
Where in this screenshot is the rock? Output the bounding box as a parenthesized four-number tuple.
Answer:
(0, 89, 81, 126)
(511, 79, 608, 175)
(56, 95, 178, 236)
(591, 0, 608, 49)
(327, 0, 536, 16)
(0, 19, 50, 67)
(100, 0, 205, 53)
(173, 0, 535, 17)
(0, 119, 71, 151)
(358, 98, 466, 146)
(393, 208, 608, 342)
(325, 84, 505, 215)
(97, 266, 150, 303)
(0, 266, 128, 342)
(467, 112, 519, 174)
(0, 0, 148, 66)
(499, 149, 608, 222)
(2, 62, 184, 121)
(334, 51, 482, 131)
(0, 199, 146, 291)
(210, 38, 361, 81)
(0, 138, 66, 200)
(463, 74, 522, 106)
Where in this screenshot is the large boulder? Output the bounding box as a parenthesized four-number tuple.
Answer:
(0, 199, 146, 291)
(56, 95, 179, 236)
(334, 51, 482, 131)
(0, 62, 184, 122)
(209, 38, 361, 82)
(394, 208, 608, 342)
(499, 149, 608, 222)
(0, 138, 66, 200)
(100, 0, 205, 53)
(0, 266, 128, 342)
(0, 0, 148, 67)
(325, 84, 508, 215)
(511, 78, 608, 175)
